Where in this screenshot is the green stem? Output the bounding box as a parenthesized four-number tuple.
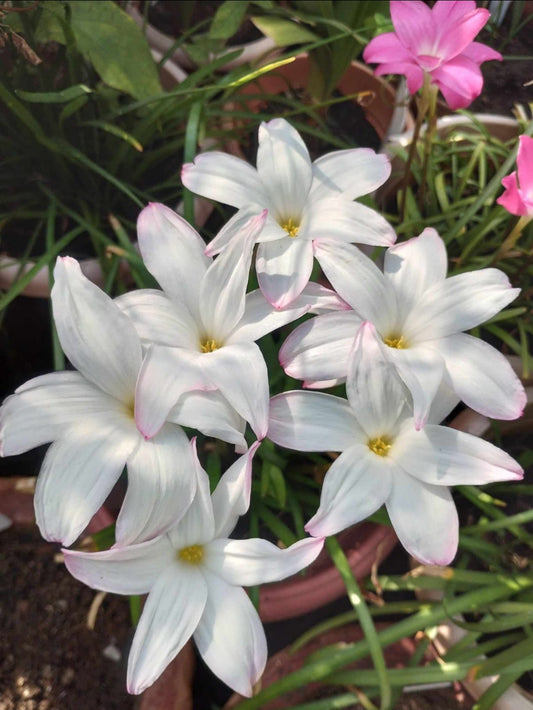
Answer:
(326, 537, 391, 710)
(492, 215, 532, 263)
(417, 83, 439, 212)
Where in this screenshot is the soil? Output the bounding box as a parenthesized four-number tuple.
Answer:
(0, 526, 133, 710)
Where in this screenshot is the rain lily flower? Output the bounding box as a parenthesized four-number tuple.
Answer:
(363, 1, 502, 110)
(181, 117, 395, 308)
(63, 440, 324, 696)
(280, 229, 526, 427)
(118, 203, 346, 442)
(269, 323, 523, 565)
(0, 258, 245, 546)
(497, 135, 533, 217)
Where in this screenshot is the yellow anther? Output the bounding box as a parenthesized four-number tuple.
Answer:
(383, 334, 407, 349)
(200, 338, 219, 353)
(281, 217, 300, 238)
(178, 545, 204, 564)
(368, 436, 392, 457)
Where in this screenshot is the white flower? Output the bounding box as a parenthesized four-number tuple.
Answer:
(281, 229, 526, 426)
(269, 322, 523, 565)
(0, 258, 244, 546)
(181, 118, 395, 308)
(118, 203, 345, 442)
(63, 440, 324, 696)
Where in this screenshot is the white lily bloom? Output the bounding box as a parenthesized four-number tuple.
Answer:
(63, 440, 324, 696)
(181, 117, 396, 308)
(269, 322, 523, 565)
(0, 258, 245, 546)
(281, 229, 526, 427)
(117, 203, 347, 442)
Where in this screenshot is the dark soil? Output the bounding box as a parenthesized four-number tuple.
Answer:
(0, 526, 133, 710)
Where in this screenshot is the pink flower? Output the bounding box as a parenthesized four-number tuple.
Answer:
(497, 136, 533, 217)
(363, 1, 502, 109)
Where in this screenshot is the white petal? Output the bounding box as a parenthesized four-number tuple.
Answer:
(279, 311, 361, 383)
(169, 390, 247, 452)
(0, 372, 119, 456)
(206, 535, 324, 587)
(386, 472, 459, 565)
(268, 391, 362, 451)
(306, 198, 396, 247)
(63, 536, 174, 594)
(127, 564, 207, 694)
(169, 439, 215, 547)
(115, 424, 196, 546)
(384, 228, 447, 321)
(426, 382, 461, 426)
(403, 269, 520, 341)
(298, 281, 352, 315)
(205, 207, 277, 257)
(257, 118, 312, 221)
(52, 258, 141, 402)
(439, 333, 526, 420)
(393, 423, 523, 486)
(181, 151, 266, 208)
(228, 288, 311, 344)
(137, 204, 210, 319)
(212, 442, 260, 538)
(201, 211, 266, 341)
(313, 241, 398, 330)
(347, 323, 407, 438)
(306, 446, 393, 537)
(386, 344, 446, 429)
(35, 416, 139, 546)
(134, 346, 206, 440)
(256, 238, 314, 309)
(114, 289, 199, 349)
(194, 570, 266, 697)
(311, 148, 391, 200)
(201, 342, 270, 440)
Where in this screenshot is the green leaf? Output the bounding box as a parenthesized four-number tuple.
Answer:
(209, 1, 249, 40)
(251, 15, 319, 47)
(15, 84, 92, 104)
(37, 1, 162, 99)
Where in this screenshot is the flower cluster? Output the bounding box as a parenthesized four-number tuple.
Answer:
(0, 116, 525, 697)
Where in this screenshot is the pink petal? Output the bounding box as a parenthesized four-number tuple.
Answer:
(390, 1, 436, 54)
(363, 31, 414, 65)
(462, 41, 503, 65)
(517, 135, 533, 204)
(497, 173, 528, 216)
(431, 55, 483, 109)
(435, 6, 491, 61)
(374, 61, 425, 95)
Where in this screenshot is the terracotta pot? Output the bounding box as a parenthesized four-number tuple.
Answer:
(232, 54, 414, 143)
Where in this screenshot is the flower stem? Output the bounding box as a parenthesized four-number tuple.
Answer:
(492, 215, 532, 263)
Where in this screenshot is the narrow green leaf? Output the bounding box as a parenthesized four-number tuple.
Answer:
(251, 15, 319, 46)
(15, 84, 92, 104)
(81, 120, 143, 152)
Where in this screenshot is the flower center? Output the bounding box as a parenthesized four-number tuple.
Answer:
(200, 338, 219, 353)
(383, 334, 407, 349)
(177, 544, 204, 564)
(368, 436, 393, 457)
(281, 217, 300, 238)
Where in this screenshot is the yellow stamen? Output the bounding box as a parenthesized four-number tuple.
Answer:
(178, 544, 204, 564)
(281, 217, 300, 238)
(368, 436, 393, 457)
(383, 334, 407, 349)
(200, 338, 219, 353)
